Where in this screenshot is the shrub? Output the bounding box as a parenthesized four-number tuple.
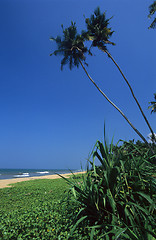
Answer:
(63, 137, 156, 239)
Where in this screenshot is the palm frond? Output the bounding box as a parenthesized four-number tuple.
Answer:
(148, 1, 156, 29)
(148, 17, 156, 29)
(148, 93, 156, 113)
(148, 1, 156, 17)
(50, 22, 89, 70)
(84, 7, 115, 51)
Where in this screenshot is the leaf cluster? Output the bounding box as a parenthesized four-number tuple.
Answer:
(50, 7, 115, 70)
(148, 93, 156, 114)
(148, 1, 156, 29)
(50, 22, 88, 70)
(63, 137, 156, 239)
(83, 7, 115, 51)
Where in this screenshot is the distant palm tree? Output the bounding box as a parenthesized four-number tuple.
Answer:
(50, 22, 148, 144)
(83, 7, 156, 142)
(148, 1, 156, 29)
(148, 93, 156, 113)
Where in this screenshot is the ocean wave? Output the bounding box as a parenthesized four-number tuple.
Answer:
(36, 171, 49, 174)
(13, 173, 30, 178)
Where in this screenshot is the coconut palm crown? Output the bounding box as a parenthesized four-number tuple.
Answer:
(83, 7, 115, 51)
(50, 22, 88, 70)
(148, 93, 156, 113)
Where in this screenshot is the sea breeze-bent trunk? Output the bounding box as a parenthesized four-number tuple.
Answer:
(79, 59, 149, 145)
(104, 49, 156, 142)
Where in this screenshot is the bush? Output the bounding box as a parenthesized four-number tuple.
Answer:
(64, 138, 156, 239)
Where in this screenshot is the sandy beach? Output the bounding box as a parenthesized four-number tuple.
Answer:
(0, 171, 86, 189)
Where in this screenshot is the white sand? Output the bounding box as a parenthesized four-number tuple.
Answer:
(0, 171, 86, 189)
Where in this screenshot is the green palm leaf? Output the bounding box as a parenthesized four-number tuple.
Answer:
(148, 1, 156, 29)
(148, 93, 156, 113)
(50, 22, 88, 70)
(83, 7, 115, 52)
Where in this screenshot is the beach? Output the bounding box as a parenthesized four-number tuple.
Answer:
(0, 171, 86, 189)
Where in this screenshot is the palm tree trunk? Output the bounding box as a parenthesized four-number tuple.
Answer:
(79, 59, 149, 145)
(104, 49, 156, 142)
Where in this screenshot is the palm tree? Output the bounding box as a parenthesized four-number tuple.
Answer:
(148, 1, 156, 29)
(50, 22, 148, 144)
(148, 93, 156, 113)
(83, 7, 156, 142)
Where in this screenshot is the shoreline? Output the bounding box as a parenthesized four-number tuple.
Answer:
(0, 171, 86, 189)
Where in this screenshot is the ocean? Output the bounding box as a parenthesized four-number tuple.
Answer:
(0, 169, 79, 180)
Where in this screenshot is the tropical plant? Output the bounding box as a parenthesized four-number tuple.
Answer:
(50, 22, 88, 70)
(148, 93, 156, 114)
(50, 22, 149, 145)
(83, 7, 156, 143)
(62, 136, 156, 239)
(148, 1, 156, 29)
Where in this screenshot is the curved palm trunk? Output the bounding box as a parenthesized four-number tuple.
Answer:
(79, 59, 149, 145)
(104, 49, 156, 142)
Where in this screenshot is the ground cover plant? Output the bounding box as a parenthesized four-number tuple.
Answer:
(0, 177, 91, 239)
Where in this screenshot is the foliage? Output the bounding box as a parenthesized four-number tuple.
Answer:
(82, 7, 115, 51)
(63, 137, 156, 239)
(113, 140, 156, 163)
(148, 93, 156, 114)
(50, 22, 88, 70)
(0, 144, 155, 239)
(148, 1, 156, 29)
(0, 178, 89, 239)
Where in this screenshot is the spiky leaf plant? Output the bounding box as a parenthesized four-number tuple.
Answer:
(61, 136, 156, 239)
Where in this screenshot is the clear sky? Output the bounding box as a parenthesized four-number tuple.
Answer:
(0, 0, 155, 169)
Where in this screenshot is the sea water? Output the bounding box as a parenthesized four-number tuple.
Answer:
(0, 169, 78, 180)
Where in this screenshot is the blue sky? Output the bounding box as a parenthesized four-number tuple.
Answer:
(0, 0, 155, 169)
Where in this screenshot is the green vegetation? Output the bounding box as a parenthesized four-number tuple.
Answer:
(0, 178, 89, 239)
(148, 1, 156, 29)
(62, 137, 156, 239)
(149, 93, 156, 114)
(0, 139, 155, 239)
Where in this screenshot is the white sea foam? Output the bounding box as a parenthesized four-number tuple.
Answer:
(36, 171, 49, 174)
(14, 173, 30, 178)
